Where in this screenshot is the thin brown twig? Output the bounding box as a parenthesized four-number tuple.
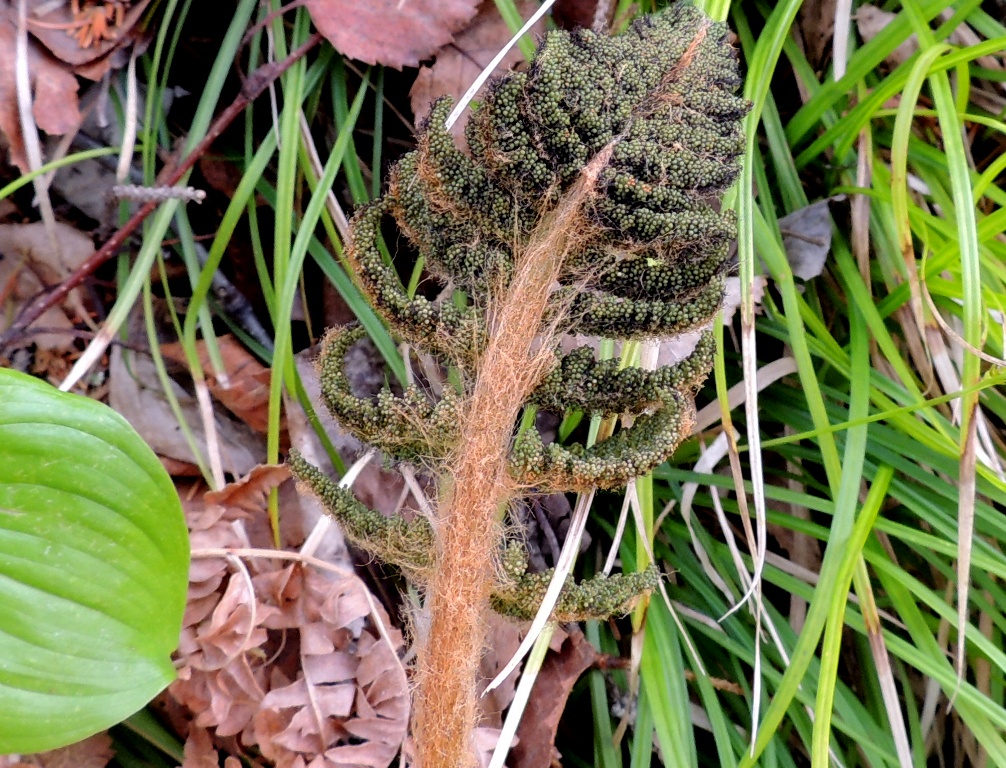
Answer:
(0, 33, 322, 351)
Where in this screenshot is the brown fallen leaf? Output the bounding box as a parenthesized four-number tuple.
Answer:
(305, 0, 479, 70)
(182, 724, 223, 768)
(857, 4, 1006, 72)
(25, 0, 151, 68)
(552, 0, 602, 31)
(205, 464, 292, 513)
(510, 628, 599, 768)
(109, 313, 268, 478)
(160, 335, 274, 435)
(778, 198, 837, 281)
(410, 0, 544, 139)
(0, 221, 96, 351)
(0, 10, 81, 171)
(0, 220, 95, 281)
(477, 613, 524, 729)
(797, 0, 837, 70)
(171, 468, 408, 768)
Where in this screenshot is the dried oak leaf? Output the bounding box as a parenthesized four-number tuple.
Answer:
(204, 463, 292, 515)
(253, 568, 407, 768)
(410, 1, 544, 138)
(304, 0, 479, 70)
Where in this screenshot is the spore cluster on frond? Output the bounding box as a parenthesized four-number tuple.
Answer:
(294, 2, 748, 622)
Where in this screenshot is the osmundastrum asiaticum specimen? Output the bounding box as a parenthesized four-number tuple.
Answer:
(292, 4, 748, 767)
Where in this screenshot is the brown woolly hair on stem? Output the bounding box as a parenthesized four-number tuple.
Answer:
(292, 5, 748, 766)
(411, 149, 614, 766)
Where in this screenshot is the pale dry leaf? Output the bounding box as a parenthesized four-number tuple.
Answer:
(109, 341, 267, 477)
(204, 464, 292, 514)
(477, 612, 524, 729)
(255, 563, 308, 628)
(0, 221, 95, 351)
(410, 1, 544, 138)
(653, 274, 769, 365)
(67, 51, 113, 81)
(722, 275, 768, 321)
(30, 59, 80, 135)
(559, 274, 767, 372)
(194, 574, 271, 669)
(0, 260, 77, 351)
(173, 470, 407, 768)
(0, 221, 95, 277)
(778, 198, 837, 280)
(855, 5, 919, 66)
(202, 657, 268, 736)
(300, 621, 338, 655)
(305, 0, 479, 70)
(473, 726, 506, 768)
(857, 4, 1004, 71)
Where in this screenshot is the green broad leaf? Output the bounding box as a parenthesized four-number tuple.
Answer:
(0, 369, 189, 753)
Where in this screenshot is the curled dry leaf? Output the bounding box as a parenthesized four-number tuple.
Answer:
(0, 1, 151, 170)
(305, 0, 479, 70)
(182, 724, 225, 768)
(172, 466, 409, 768)
(410, 1, 545, 139)
(477, 613, 524, 729)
